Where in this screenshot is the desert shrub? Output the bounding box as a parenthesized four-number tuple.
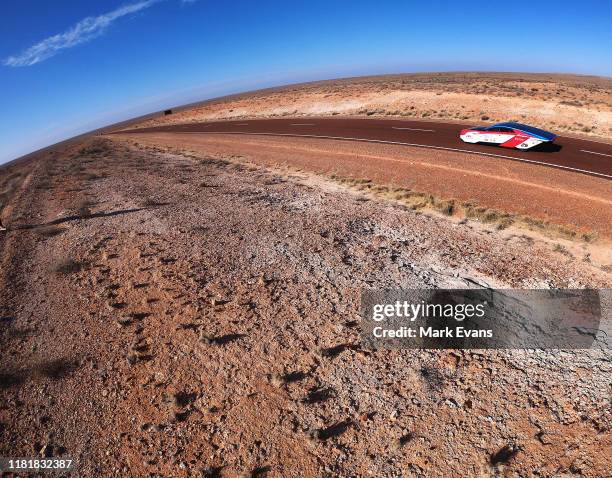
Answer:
(559, 100, 583, 107)
(496, 217, 514, 230)
(434, 199, 455, 216)
(36, 180, 53, 190)
(53, 258, 86, 275)
(78, 140, 109, 156)
(581, 231, 598, 243)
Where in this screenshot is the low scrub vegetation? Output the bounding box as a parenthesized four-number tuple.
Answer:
(53, 258, 87, 275)
(329, 174, 597, 243)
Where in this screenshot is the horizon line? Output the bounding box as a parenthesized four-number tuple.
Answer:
(2, 69, 610, 167)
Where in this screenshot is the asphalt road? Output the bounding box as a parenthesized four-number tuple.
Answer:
(117, 118, 612, 179)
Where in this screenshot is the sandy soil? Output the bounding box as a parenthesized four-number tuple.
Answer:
(129, 73, 612, 141)
(1, 137, 610, 477)
(116, 132, 612, 254)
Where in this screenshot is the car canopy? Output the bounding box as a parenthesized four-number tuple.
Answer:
(496, 122, 556, 141)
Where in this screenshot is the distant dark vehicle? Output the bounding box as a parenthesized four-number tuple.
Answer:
(460, 122, 557, 150)
(164, 109, 173, 115)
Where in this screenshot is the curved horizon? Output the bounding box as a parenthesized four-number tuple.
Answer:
(2, 0, 611, 165)
(4, 69, 612, 166)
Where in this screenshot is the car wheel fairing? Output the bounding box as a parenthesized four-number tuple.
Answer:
(515, 137, 544, 150)
(460, 133, 479, 143)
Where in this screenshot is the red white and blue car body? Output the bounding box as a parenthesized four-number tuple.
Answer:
(459, 122, 557, 150)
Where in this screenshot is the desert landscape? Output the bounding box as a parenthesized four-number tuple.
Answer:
(133, 73, 612, 141)
(1, 73, 611, 477)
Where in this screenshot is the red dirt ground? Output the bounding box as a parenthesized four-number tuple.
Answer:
(1, 133, 610, 477)
(115, 132, 612, 240)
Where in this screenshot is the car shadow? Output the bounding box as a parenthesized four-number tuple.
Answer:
(529, 142, 563, 153)
(471, 142, 562, 153)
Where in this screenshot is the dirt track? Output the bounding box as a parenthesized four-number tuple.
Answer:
(1, 137, 610, 477)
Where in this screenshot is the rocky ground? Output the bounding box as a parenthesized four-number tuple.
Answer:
(116, 131, 612, 247)
(130, 73, 612, 141)
(0, 137, 610, 477)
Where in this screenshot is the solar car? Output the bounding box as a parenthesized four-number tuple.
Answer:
(459, 122, 557, 150)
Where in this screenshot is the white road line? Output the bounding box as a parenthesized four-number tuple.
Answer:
(145, 131, 612, 180)
(290, 123, 316, 126)
(581, 149, 612, 158)
(565, 137, 612, 146)
(391, 127, 435, 132)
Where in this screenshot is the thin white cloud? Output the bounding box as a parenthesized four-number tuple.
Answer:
(4, 0, 159, 67)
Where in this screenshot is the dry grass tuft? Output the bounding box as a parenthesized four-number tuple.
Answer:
(326, 174, 597, 243)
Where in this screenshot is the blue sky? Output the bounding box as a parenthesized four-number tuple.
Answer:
(1, 0, 610, 164)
